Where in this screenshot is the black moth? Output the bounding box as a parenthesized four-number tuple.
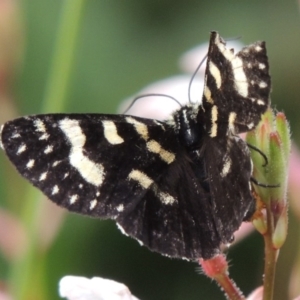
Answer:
(0, 32, 270, 260)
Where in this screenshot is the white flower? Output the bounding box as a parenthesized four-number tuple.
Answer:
(59, 276, 139, 300)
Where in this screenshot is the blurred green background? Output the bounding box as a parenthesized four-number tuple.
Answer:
(0, 0, 300, 299)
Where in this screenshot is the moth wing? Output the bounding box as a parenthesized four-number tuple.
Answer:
(204, 134, 255, 243)
(202, 31, 270, 133)
(0, 114, 179, 218)
(116, 150, 222, 260)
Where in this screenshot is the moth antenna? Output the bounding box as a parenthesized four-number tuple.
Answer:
(123, 93, 182, 114)
(250, 177, 280, 188)
(188, 54, 207, 105)
(247, 143, 268, 167)
(225, 35, 242, 42)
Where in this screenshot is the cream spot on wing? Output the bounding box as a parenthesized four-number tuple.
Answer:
(257, 99, 265, 105)
(102, 120, 124, 145)
(59, 119, 105, 187)
(90, 199, 97, 210)
(125, 117, 149, 140)
(209, 61, 222, 89)
(69, 194, 78, 204)
(158, 192, 176, 205)
(34, 119, 47, 133)
(39, 133, 49, 140)
(258, 63, 266, 69)
(154, 120, 165, 130)
(203, 86, 214, 104)
(228, 112, 237, 133)
(232, 57, 248, 97)
(52, 185, 59, 195)
(17, 144, 27, 154)
(116, 204, 124, 212)
(210, 105, 218, 138)
(128, 170, 153, 189)
(221, 158, 232, 177)
(44, 145, 53, 154)
(146, 140, 175, 164)
(255, 45, 262, 52)
(247, 122, 254, 129)
(259, 81, 268, 88)
(11, 133, 21, 139)
(39, 172, 48, 181)
(53, 160, 61, 167)
(214, 33, 234, 61)
(26, 159, 35, 169)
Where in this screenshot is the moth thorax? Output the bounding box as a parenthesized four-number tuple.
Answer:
(177, 108, 203, 150)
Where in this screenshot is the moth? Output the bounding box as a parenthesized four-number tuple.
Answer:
(0, 31, 271, 260)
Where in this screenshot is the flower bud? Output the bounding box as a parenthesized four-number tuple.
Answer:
(246, 108, 291, 248)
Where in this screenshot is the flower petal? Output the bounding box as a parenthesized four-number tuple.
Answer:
(59, 276, 139, 300)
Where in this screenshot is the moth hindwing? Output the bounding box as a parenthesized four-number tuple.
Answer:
(0, 31, 271, 260)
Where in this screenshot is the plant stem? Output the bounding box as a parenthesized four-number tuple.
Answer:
(263, 205, 278, 300)
(9, 0, 86, 299)
(216, 273, 246, 300)
(42, 0, 86, 113)
(200, 255, 246, 300)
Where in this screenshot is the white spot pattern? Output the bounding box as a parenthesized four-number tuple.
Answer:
(17, 144, 27, 155)
(102, 120, 124, 145)
(34, 119, 47, 133)
(247, 122, 254, 129)
(209, 61, 222, 89)
(221, 157, 232, 177)
(53, 160, 61, 167)
(11, 133, 21, 139)
(44, 145, 53, 154)
(52, 185, 59, 195)
(116, 204, 124, 212)
(146, 140, 175, 164)
(59, 119, 105, 187)
(39, 172, 48, 181)
(69, 194, 78, 204)
(210, 105, 218, 138)
(158, 192, 176, 205)
(90, 199, 97, 210)
(255, 45, 262, 52)
(259, 81, 267, 88)
(257, 99, 265, 105)
(125, 117, 149, 140)
(232, 57, 248, 97)
(128, 170, 153, 189)
(228, 112, 237, 133)
(215, 35, 234, 61)
(204, 86, 213, 104)
(26, 159, 35, 169)
(39, 133, 49, 140)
